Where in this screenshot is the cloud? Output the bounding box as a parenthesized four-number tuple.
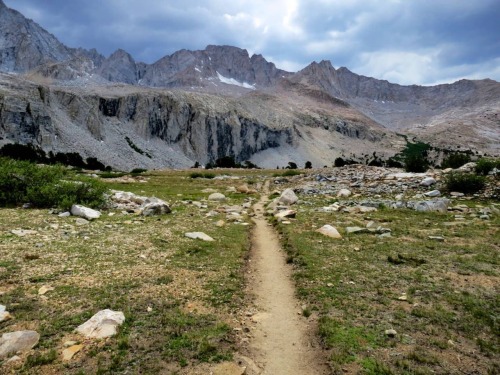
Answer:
(3, 0, 500, 85)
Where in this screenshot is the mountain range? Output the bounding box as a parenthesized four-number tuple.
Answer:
(0, 0, 498, 170)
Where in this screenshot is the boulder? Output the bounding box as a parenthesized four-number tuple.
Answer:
(140, 197, 171, 216)
(208, 193, 226, 201)
(236, 185, 250, 194)
(316, 225, 342, 239)
(76, 309, 125, 339)
(0, 331, 40, 359)
(71, 205, 101, 220)
(420, 177, 436, 186)
(413, 199, 450, 213)
(278, 189, 298, 205)
(185, 232, 215, 241)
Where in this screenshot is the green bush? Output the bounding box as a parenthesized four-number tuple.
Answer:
(273, 170, 302, 177)
(475, 158, 500, 176)
(404, 154, 429, 173)
(0, 158, 108, 209)
(441, 153, 471, 169)
(189, 172, 215, 179)
(444, 172, 486, 194)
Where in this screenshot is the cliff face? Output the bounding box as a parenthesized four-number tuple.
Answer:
(0, 72, 394, 169)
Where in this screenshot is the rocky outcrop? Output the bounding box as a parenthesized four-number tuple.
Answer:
(98, 49, 140, 84)
(0, 1, 73, 72)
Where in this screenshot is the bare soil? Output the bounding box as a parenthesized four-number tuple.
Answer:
(244, 182, 329, 375)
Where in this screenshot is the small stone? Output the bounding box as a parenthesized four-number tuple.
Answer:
(274, 209, 296, 219)
(38, 285, 54, 295)
(11, 229, 38, 237)
(424, 190, 441, 197)
(147, 306, 153, 312)
(398, 293, 408, 301)
(385, 329, 397, 338)
(62, 345, 83, 361)
(63, 341, 78, 348)
(428, 236, 445, 242)
(58, 211, 71, 217)
(316, 225, 342, 239)
(5, 355, 21, 364)
(420, 177, 436, 187)
(216, 220, 225, 227)
(76, 309, 125, 339)
(185, 232, 215, 242)
(337, 188, 352, 198)
(0, 305, 11, 322)
(75, 218, 89, 226)
(208, 193, 226, 202)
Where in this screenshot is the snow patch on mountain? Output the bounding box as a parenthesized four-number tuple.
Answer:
(216, 72, 255, 90)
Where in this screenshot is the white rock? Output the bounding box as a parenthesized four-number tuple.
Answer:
(0, 331, 40, 359)
(420, 177, 436, 186)
(76, 309, 125, 339)
(337, 188, 352, 198)
(414, 199, 450, 213)
(71, 205, 101, 220)
(274, 210, 296, 219)
(185, 232, 215, 242)
(141, 197, 171, 216)
(424, 190, 441, 197)
(278, 189, 298, 205)
(358, 206, 377, 213)
(0, 305, 11, 322)
(208, 193, 226, 201)
(316, 225, 342, 239)
(11, 229, 38, 237)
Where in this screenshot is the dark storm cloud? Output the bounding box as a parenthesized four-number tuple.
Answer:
(3, 0, 500, 85)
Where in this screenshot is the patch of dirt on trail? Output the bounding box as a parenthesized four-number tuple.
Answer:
(243, 182, 330, 375)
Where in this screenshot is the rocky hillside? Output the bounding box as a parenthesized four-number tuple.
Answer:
(0, 0, 498, 170)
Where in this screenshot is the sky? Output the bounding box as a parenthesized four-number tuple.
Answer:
(4, 0, 500, 85)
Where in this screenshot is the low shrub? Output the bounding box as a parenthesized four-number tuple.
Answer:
(441, 153, 471, 169)
(0, 158, 108, 209)
(273, 170, 302, 177)
(475, 158, 500, 176)
(404, 154, 429, 173)
(444, 172, 485, 194)
(189, 172, 216, 179)
(130, 168, 147, 175)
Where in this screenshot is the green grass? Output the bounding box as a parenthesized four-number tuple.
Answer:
(271, 196, 500, 374)
(0, 169, 254, 373)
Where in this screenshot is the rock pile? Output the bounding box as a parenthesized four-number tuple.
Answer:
(109, 190, 171, 216)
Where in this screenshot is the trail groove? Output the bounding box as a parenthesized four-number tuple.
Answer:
(246, 181, 329, 375)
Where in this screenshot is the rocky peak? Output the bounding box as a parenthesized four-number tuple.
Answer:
(0, 0, 73, 72)
(97, 49, 139, 84)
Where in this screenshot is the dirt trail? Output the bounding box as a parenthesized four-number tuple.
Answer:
(246, 181, 329, 375)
